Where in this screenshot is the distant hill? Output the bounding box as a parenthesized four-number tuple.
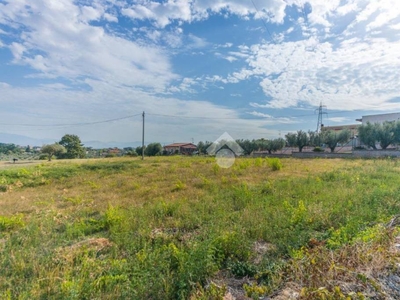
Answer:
(0, 133, 54, 147)
(83, 141, 143, 149)
(0, 133, 144, 149)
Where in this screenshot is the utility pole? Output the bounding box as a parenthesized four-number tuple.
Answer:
(142, 111, 145, 160)
(315, 102, 327, 133)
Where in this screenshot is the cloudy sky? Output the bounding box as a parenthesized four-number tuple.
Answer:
(0, 0, 400, 145)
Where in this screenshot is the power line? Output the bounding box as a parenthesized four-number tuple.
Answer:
(0, 110, 357, 130)
(0, 113, 142, 127)
(147, 110, 356, 120)
(147, 113, 244, 120)
(250, 0, 275, 43)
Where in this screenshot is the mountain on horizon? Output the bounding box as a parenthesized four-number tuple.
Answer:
(0, 133, 145, 149)
(0, 133, 55, 147)
(83, 141, 143, 149)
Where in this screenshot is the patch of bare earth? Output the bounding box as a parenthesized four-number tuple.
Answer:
(210, 241, 275, 300)
(214, 219, 400, 300)
(210, 271, 253, 300)
(55, 237, 113, 261)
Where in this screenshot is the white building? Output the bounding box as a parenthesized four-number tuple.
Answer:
(356, 112, 400, 125)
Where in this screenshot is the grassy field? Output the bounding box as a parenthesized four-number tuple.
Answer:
(1, 156, 400, 299)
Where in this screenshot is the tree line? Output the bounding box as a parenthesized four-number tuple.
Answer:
(195, 129, 352, 154)
(358, 121, 400, 150)
(39, 121, 400, 161)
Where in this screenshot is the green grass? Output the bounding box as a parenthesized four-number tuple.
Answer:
(0, 157, 400, 299)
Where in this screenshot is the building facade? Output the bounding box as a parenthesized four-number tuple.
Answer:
(164, 143, 197, 155)
(356, 112, 400, 125)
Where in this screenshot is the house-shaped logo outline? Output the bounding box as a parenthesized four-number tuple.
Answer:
(206, 132, 244, 156)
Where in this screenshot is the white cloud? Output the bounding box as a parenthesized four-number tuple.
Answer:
(192, 0, 287, 23)
(9, 42, 26, 61)
(224, 56, 237, 62)
(121, 0, 289, 28)
(0, 0, 178, 91)
(0, 82, 10, 88)
(220, 43, 233, 48)
(0, 0, 399, 143)
(228, 51, 250, 59)
(187, 34, 209, 48)
(209, 2, 400, 112)
(329, 117, 349, 123)
(0, 83, 279, 142)
(121, 0, 192, 28)
(79, 5, 104, 22)
(248, 111, 298, 124)
(390, 23, 400, 30)
(104, 13, 118, 22)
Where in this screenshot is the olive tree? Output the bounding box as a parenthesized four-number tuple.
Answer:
(376, 122, 396, 149)
(265, 138, 286, 154)
(41, 144, 66, 161)
(144, 143, 162, 156)
(321, 129, 351, 153)
(285, 130, 309, 152)
(358, 122, 378, 149)
(308, 130, 321, 147)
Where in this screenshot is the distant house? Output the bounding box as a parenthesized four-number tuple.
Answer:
(164, 143, 197, 155)
(108, 147, 122, 156)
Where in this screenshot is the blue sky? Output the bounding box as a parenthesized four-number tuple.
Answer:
(0, 0, 400, 145)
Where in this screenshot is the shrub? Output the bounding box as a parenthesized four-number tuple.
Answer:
(228, 260, 257, 277)
(254, 157, 263, 167)
(0, 214, 24, 231)
(313, 146, 324, 152)
(266, 158, 282, 171)
(212, 232, 250, 266)
(126, 150, 138, 157)
(173, 180, 186, 191)
(39, 154, 48, 160)
(244, 283, 268, 299)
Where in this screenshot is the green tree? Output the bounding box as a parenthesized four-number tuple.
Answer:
(285, 130, 309, 152)
(59, 134, 85, 159)
(256, 138, 268, 151)
(308, 130, 321, 147)
(197, 141, 212, 154)
(135, 146, 145, 156)
(0, 143, 17, 154)
(394, 121, 400, 145)
(236, 139, 257, 155)
(358, 122, 378, 149)
(285, 133, 297, 148)
(126, 150, 138, 157)
(145, 143, 162, 156)
(41, 144, 66, 161)
(321, 130, 351, 153)
(265, 138, 286, 154)
(376, 122, 396, 149)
